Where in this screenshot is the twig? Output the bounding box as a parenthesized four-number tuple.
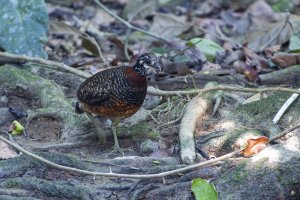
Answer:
(92, 0, 169, 43)
(259, 13, 290, 51)
(1, 124, 299, 179)
(0, 51, 90, 79)
(124, 29, 131, 61)
(273, 89, 300, 124)
(269, 124, 300, 142)
(0, 134, 240, 179)
(1, 52, 300, 98)
(147, 85, 300, 97)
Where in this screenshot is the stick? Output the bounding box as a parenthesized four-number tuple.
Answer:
(273, 89, 300, 124)
(147, 85, 300, 97)
(0, 134, 239, 179)
(269, 124, 300, 142)
(180, 96, 210, 164)
(0, 51, 90, 79)
(0, 124, 299, 179)
(1, 51, 299, 98)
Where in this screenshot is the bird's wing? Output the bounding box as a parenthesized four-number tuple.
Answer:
(77, 72, 116, 106)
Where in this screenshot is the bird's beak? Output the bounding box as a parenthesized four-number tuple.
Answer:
(153, 61, 162, 72)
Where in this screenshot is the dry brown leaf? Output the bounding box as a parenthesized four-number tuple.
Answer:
(243, 47, 270, 68)
(0, 141, 18, 159)
(271, 53, 300, 68)
(242, 136, 269, 157)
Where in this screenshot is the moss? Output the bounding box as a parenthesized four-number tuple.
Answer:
(0, 65, 67, 108)
(2, 179, 20, 188)
(232, 92, 292, 125)
(1, 177, 89, 199)
(229, 160, 249, 183)
(0, 65, 40, 85)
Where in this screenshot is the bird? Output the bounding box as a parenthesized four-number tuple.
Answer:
(76, 53, 161, 154)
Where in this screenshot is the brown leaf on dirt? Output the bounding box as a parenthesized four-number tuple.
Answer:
(149, 13, 191, 38)
(242, 136, 269, 157)
(271, 53, 300, 68)
(0, 141, 18, 159)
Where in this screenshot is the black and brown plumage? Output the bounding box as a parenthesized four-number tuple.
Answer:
(76, 53, 161, 154)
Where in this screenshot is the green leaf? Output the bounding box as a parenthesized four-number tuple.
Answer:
(189, 38, 224, 62)
(11, 120, 24, 136)
(289, 32, 300, 53)
(0, 0, 48, 58)
(191, 178, 218, 200)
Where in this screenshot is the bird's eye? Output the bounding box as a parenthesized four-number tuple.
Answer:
(145, 59, 151, 64)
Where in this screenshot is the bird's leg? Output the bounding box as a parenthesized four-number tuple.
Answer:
(110, 119, 124, 156)
(86, 113, 107, 145)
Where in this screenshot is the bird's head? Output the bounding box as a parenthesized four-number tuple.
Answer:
(133, 53, 162, 75)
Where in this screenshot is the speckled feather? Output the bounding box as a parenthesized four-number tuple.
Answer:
(76, 53, 160, 120)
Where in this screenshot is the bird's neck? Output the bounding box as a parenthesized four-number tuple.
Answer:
(133, 63, 147, 76)
(125, 67, 147, 88)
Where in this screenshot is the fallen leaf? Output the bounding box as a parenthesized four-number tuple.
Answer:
(122, 0, 157, 22)
(0, 141, 18, 159)
(191, 178, 218, 200)
(245, 15, 300, 51)
(242, 136, 269, 157)
(243, 46, 270, 68)
(271, 53, 300, 68)
(149, 13, 191, 38)
(9, 120, 24, 136)
(189, 38, 224, 62)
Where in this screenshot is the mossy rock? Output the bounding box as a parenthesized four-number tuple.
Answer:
(230, 91, 300, 136)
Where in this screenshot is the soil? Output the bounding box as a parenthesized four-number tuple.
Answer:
(26, 116, 62, 142)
